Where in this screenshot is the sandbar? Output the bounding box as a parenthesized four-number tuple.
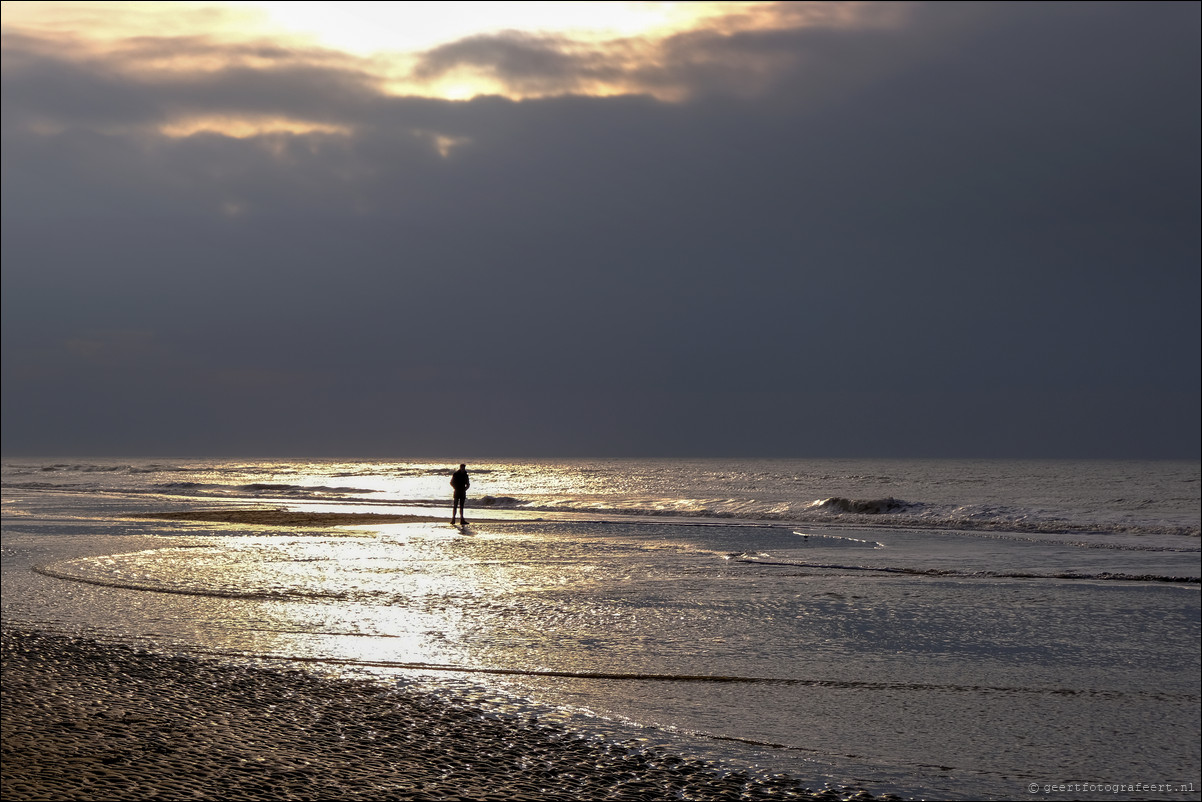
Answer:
(131, 510, 451, 527)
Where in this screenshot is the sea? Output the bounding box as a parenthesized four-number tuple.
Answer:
(2, 457, 1199, 801)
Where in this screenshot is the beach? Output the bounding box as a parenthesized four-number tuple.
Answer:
(2, 628, 890, 802)
(3, 458, 1198, 800)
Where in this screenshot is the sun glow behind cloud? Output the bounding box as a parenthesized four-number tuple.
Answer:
(2, 1, 771, 73)
(2, 1, 900, 137)
(234, 1, 735, 56)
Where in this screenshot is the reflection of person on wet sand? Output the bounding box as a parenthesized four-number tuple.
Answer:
(450, 463, 470, 524)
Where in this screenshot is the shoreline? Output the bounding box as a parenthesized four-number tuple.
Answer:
(1, 628, 892, 801)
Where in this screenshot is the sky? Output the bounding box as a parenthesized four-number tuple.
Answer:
(2, 1, 1199, 459)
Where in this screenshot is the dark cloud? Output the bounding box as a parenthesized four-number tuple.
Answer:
(413, 31, 620, 89)
(1, 31, 382, 132)
(406, 3, 916, 100)
(2, 2, 1198, 457)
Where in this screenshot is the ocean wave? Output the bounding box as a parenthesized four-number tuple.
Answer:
(488, 499, 1201, 539)
(2, 481, 80, 490)
(5, 468, 1197, 539)
(237, 483, 380, 497)
(805, 497, 918, 515)
(146, 482, 383, 499)
(478, 496, 523, 507)
(37, 463, 128, 473)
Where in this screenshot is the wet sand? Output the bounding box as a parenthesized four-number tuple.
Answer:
(2, 629, 892, 801)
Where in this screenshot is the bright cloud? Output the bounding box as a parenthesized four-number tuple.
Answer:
(2, 1, 906, 111)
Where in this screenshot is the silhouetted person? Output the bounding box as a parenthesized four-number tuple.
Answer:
(450, 463, 470, 524)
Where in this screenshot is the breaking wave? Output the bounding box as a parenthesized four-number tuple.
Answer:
(478, 495, 523, 507)
(805, 497, 918, 515)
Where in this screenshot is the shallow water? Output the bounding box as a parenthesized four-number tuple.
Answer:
(2, 458, 1199, 800)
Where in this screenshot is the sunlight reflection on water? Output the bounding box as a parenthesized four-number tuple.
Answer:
(4, 485, 1199, 801)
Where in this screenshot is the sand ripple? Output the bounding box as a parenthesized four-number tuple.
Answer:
(2, 629, 893, 801)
